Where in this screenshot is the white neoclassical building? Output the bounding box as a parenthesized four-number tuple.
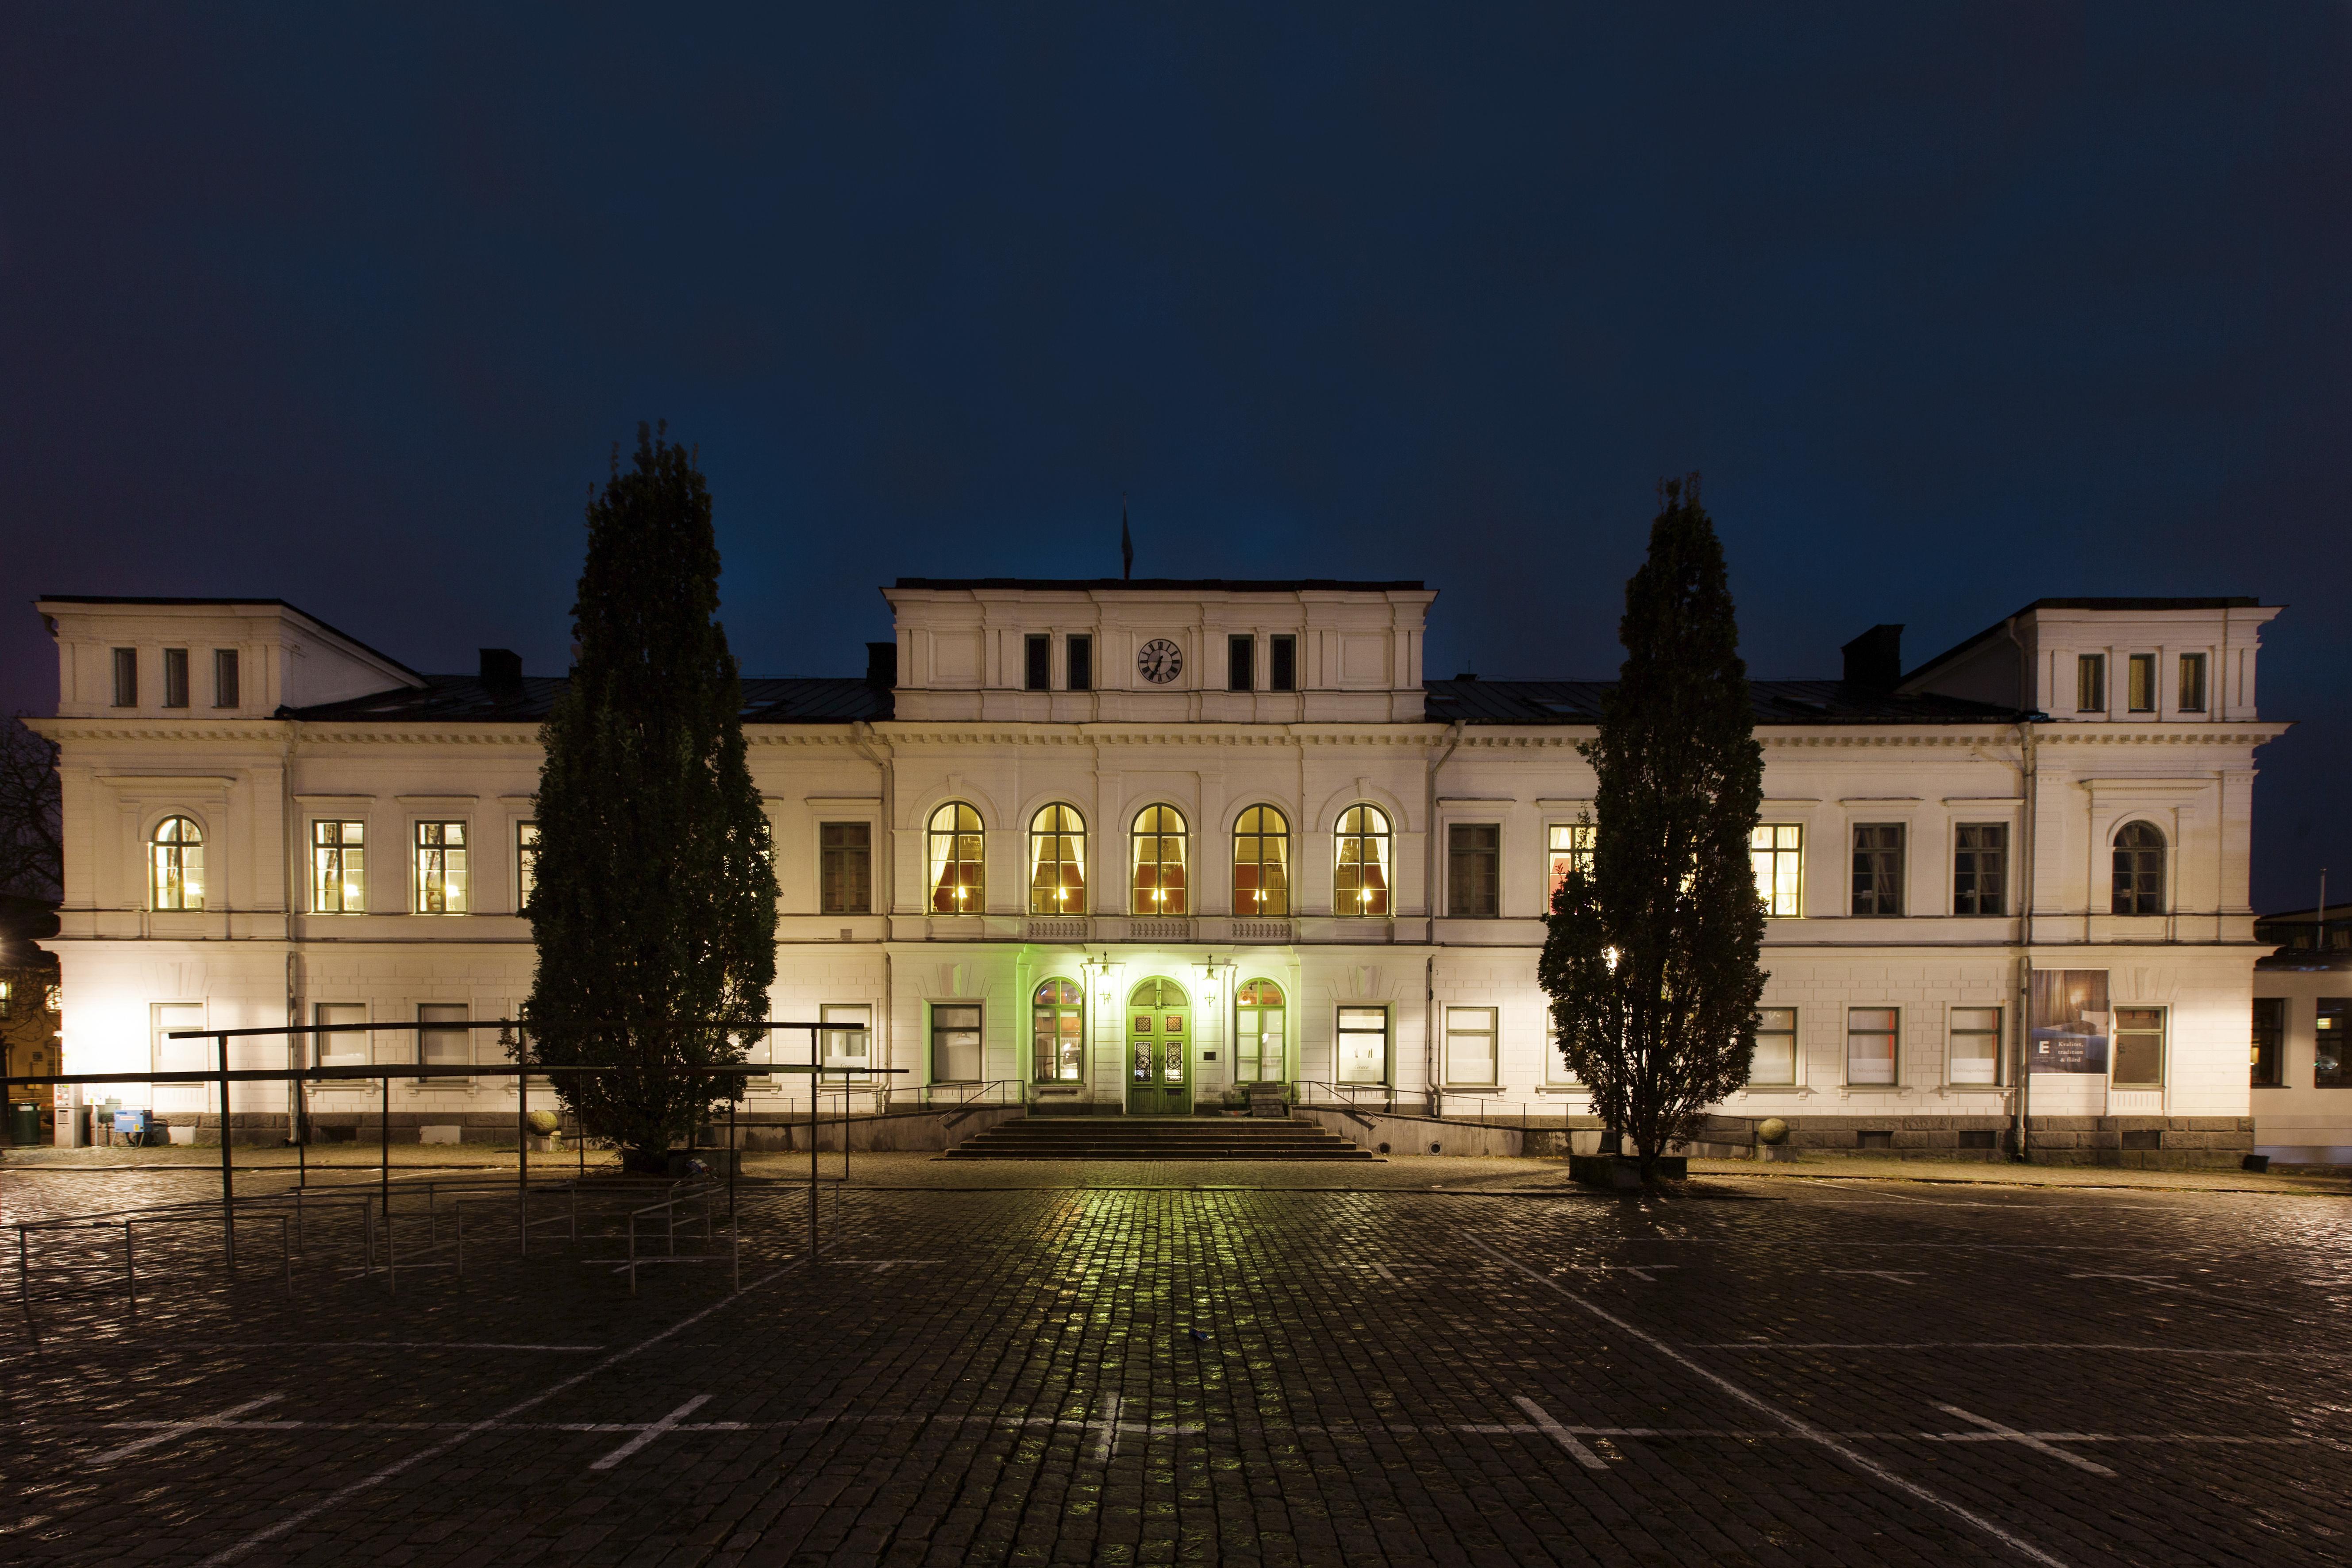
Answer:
(27, 582, 2289, 1163)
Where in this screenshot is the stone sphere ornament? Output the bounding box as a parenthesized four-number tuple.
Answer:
(526, 1110, 561, 1136)
(1755, 1117, 1790, 1145)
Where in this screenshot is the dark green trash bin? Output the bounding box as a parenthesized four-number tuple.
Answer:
(8, 1102, 40, 1146)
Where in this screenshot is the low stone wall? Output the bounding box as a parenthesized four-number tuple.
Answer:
(1759, 1113, 2253, 1168)
(1295, 1105, 1609, 1157)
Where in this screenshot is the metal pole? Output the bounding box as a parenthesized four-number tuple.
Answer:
(517, 1061, 528, 1258)
(217, 1032, 235, 1271)
(381, 1072, 391, 1252)
(728, 1092, 738, 1227)
(295, 1068, 307, 1188)
(809, 1042, 819, 1260)
(124, 1221, 135, 1318)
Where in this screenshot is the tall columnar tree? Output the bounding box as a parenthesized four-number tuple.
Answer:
(1540, 477, 1767, 1182)
(522, 426, 778, 1171)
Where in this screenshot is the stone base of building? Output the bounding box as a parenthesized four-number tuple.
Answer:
(1737, 1113, 2254, 1168)
(69, 1104, 1026, 1154)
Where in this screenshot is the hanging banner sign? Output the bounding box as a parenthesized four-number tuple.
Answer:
(2029, 969, 2111, 1074)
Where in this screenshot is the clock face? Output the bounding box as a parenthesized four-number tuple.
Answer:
(1136, 638, 1184, 685)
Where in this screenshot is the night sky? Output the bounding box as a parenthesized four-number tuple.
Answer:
(2, 4, 2345, 911)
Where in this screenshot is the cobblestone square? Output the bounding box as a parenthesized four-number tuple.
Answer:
(2, 1159, 2346, 1566)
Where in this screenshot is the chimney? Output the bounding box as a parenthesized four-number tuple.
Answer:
(865, 641, 897, 690)
(1840, 625, 1903, 693)
(478, 648, 524, 692)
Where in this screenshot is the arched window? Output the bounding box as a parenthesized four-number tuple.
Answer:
(1235, 978, 1286, 1084)
(1032, 978, 1084, 1082)
(1335, 805, 1391, 916)
(927, 802, 984, 913)
(1028, 805, 1087, 914)
(1131, 805, 1189, 915)
(1232, 805, 1290, 916)
(2111, 821, 2166, 916)
(151, 816, 205, 911)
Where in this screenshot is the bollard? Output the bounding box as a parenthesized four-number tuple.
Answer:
(124, 1221, 135, 1318)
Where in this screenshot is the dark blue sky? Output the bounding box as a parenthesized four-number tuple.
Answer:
(3, 4, 2345, 909)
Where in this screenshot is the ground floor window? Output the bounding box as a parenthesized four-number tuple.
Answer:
(932, 1004, 983, 1083)
(1847, 1007, 1898, 1086)
(1444, 1006, 1497, 1086)
(418, 1005, 470, 1076)
(152, 1002, 207, 1075)
(821, 1003, 873, 1084)
(1337, 1006, 1388, 1085)
(1234, 979, 1285, 1084)
(1032, 980, 1084, 1082)
(2112, 1007, 2165, 1087)
(1749, 1008, 1797, 1085)
(1948, 1007, 2002, 1085)
(315, 1002, 370, 1067)
(2314, 998, 2347, 1088)
(2252, 998, 2284, 1087)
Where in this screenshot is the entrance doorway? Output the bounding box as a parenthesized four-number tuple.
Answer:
(1125, 976, 1192, 1115)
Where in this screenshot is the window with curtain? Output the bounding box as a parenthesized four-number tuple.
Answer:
(1750, 824, 1802, 917)
(1952, 824, 2006, 916)
(151, 816, 204, 910)
(2179, 652, 2208, 713)
(1028, 805, 1086, 914)
(517, 821, 541, 911)
(1444, 1006, 1498, 1086)
(1851, 824, 1904, 916)
(927, 802, 984, 913)
(1847, 1006, 1898, 1085)
(312, 820, 365, 913)
(413, 821, 468, 914)
(1750, 1007, 1798, 1085)
(1234, 979, 1285, 1083)
(1549, 823, 1596, 906)
(1131, 805, 1188, 914)
(1032, 979, 1084, 1082)
(1448, 824, 1500, 917)
(1337, 1006, 1389, 1084)
(1232, 805, 1290, 916)
(315, 1002, 370, 1067)
(1335, 805, 1391, 916)
(417, 1003, 470, 1071)
(2251, 998, 2284, 1088)
(1949, 1006, 2002, 1085)
(2111, 822, 2165, 915)
(820, 822, 870, 914)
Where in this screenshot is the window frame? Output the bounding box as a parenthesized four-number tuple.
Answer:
(819, 1001, 874, 1086)
(1948, 1005, 2004, 1087)
(1027, 805, 1087, 916)
(2076, 653, 2106, 713)
(820, 821, 872, 915)
(1335, 805, 1393, 917)
(112, 647, 138, 708)
(162, 647, 189, 709)
(1024, 634, 1051, 693)
(1234, 978, 1286, 1085)
(1232, 805, 1290, 917)
(516, 820, 540, 913)
(412, 820, 470, 915)
(1952, 822, 2008, 917)
(2111, 1006, 2166, 1088)
(925, 802, 985, 914)
(310, 819, 366, 914)
(213, 648, 240, 709)
(1228, 634, 1255, 693)
(151, 814, 206, 911)
(1066, 634, 1093, 692)
(1748, 1006, 1798, 1086)
(1850, 823, 1905, 917)
(2251, 997, 2284, 1088)
(1130, 804, 1189, 916)
(1268, 635, 1297, 693)
(1447, 822, 1501, 918)
(930, 1002, 984, 1084)
(1031, 979, 1085, 1084)
(1846, 1006, 1900, 1086)
(1548, 821, 1596, 911)
(1443, 1005, 1499, 1088)
(416, 1002, 470, 1081)
(2178, 652, 2208, 713)
(2126, 652, 2157, 713)
(1750, 824, 1802, 918)
(314, 1002, 370, 1068)
(2110, 821, 2166, 916)
(2315, 998, 2349, 1089)
(1336, 1005, 1390, 1086)
(151, 1001, 208, 1078)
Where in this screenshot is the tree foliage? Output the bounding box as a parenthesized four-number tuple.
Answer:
(521, 427, 778, 1169)
(1539, 477, 1767, 1179)
(0, 716, 63, 905)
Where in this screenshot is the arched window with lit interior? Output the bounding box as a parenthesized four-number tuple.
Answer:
(1131, 805, 1188, 915)
(151, 816, 205, 911)
(1335, 805, 1391, 916)
(1232, 805, 1290, 916)
(1032, 978, 1085, 1082)
(1028, 805, 1087, 915)
(926, 802, 984, 913)
(2111, 821, 2166, 916)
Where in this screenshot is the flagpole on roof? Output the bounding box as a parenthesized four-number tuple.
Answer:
(1121, 496, 1133, 582)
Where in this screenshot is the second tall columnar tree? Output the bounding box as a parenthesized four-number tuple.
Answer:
(1539, 477, 1767, 1182)
(522, 426, 778, 1172)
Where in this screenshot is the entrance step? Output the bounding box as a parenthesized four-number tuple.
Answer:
(943, 1115, 1378, 1161)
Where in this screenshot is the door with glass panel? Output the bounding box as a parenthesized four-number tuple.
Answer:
(1233, 979, 1286, 1085)
(1125, 976, 1191, 1114)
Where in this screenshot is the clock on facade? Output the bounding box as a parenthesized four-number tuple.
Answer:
(1136, 638, 1184, 684)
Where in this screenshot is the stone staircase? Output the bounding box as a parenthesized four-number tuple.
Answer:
(942, 1114, 1378, 1161)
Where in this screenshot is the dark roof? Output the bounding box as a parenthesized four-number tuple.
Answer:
(890, 578, 1425, 593)
(286, 675, 892, 724)
(1424, 678, 2025, 726)
(2254, 903, 2352, 925)
(1903, 597, 2265, 688)
(38, 596, 426, 685)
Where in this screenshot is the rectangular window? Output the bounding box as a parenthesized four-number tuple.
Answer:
(1952, 823, 2007, 916)
(152, 1001, 208, 1075)
(414, 821, 468, 914)
(1337, 1006, 1388, 1084)
(1024, 635, 1050, 692)
(2179, 653, 2207, 713)
(1847, 1006, 1898, 1086)
(1444, 1006, 1498, 1086)
(820, 823, 871, 914)
(0, 981, 9, 1021)
(311, 820, 366, 913)
(820, 1002, 873, 1083)
(1066, 634, 1092, 692)
(2251, 997, 2284, 1088)
(417, 1003, 470, 1074)
(315, 1002, 370, 1067)
(1228, 635, 1255, 693)
(2077, 653, 2106, 713)
(2112, 1006, 2165, 1086)
(516, 821, 539, 911)
(162, 647, 189, 709)
(1448, 824, 1501, 917)
(213, 649, 240, 709)
(2317, 998, 2349, 1089)
(1269, 635, 1297, 693)
(1750, 1007, 1797, 1086)
(112, 647, 138, 707)
(1851, 824, 1905, 916)
(932, 1003, 983, 1083)
(1949, 1006, 2002, 1085)
(1750, 824, 1802, 917)
(1548, 823, 1597, 906)
(2127, 653, 2157, 713)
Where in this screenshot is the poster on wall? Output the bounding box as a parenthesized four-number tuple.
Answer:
(2028, 970, 2111, 1074)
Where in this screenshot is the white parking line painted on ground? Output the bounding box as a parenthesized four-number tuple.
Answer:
(1463, 1233, 2075, 1568)
(2068, 1272, 2196, 1292)
(1689, 1342, 2339, 1356)
(92, 1394, 285, 1464)
(1090, 1391, 1123, 1466)
(1370, 1262, 1398, 1282)
(1593, 1264, 1679, 1282)
(1824, 1269, 1926, 1284)
(1934, 1405, 2120, 1476)
(1509, 1395, 1609, 1469)
(588, 1395, 712, 1471)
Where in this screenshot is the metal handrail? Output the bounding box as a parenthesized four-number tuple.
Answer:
(914, 1077, 1028, 1110)
(1290, 1079, 1396, 1115)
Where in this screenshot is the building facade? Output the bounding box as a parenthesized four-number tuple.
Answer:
(27, 585, 2287, 1163)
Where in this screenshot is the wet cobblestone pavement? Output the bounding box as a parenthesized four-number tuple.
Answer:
(2, 1161, 2347, 1565)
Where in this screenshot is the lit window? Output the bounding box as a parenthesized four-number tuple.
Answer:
(926, 803, 984, 913)
(2317, 998, 2349, 1089)
(1750, 824, 1802, 917)
(1131, 805, 1189, 914)
(2127, 654, 2157, 713)
(932, 1003, 983, 1082)
(418, 1004, 469, 1075)
(1337, 1006, 1388, 1084)
(2179, 653, 2207, 713)
(1028, 805, 1086, 914)
(2110, 822, 2165, 916)
(1448, 824, 1500, 917)
(414, 821, 469, 914)
(2113, 1007, 2165, 1086)
(1750, 1007, 1797, 1085)
(311, 820, 366, 913)
(1949, 1006, 2002, 1085)
(2076, 653, 2106, 713)
(2251, 998, 2283, 1089)
(1847, 1007, 1898, 1085)
(1444, 1006, 1498, 1086)
(1953, 824, 2006, 916)
(1032, 979, 1084, 1083)
(1235, 979, 1285, 1084)
(1336, 806, 1392, 915)
(1851, 824, 1904, 916)
(151, 816, 204, 910)
(1549, 823, 1596, 909)
(517, 821, 541, 911)
(316, 1002, 369, 1067)
(1232, 805, 1290, 916)
(213, 649, 240, 709)
(162, 647, 189, 709)
(820, 822, 870, 915)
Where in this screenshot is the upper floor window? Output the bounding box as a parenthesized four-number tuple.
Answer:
(1952, 823, 2007, 916)
(414, 821, 468, 914)
(2076, 653, 2106, 713)
(1228, 635, 1255, 693)
(312, 820, 366, 913)
(112, 647, 137, 708)
(820, 822, 870, 915)
(1448, 824, 1500, 917)
(162, 647, 189, 709)
(2179, 653, 2207, 713)
(1233, 805, 1290, 916)
(1269, 635, 1297, 692)
(2251, 998, 2284, 1088)
(1750, 824, 1801, 917)
(150, 816, 204, 910)
(1131, 805, 1188, 915)
(2110, 821, 2165, 916)
(1032, 979, 1083, 1083)
(2127, 653, 2157, 713)
(1066, 634, 1093, 692)
(517, 821, 542, 911)
(1336, 805, 1391, 916)
(1851, 824, 1904, 916)
(213, 649, 240, 709)
(1024, 635, 1050, 692)
(927, 802, 984, 913)
(1550, 823, 1597, 909)
(1028, 805, 1086, 915)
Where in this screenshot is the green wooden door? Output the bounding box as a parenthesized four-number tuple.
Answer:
(1125, 977, 1191, 1114)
